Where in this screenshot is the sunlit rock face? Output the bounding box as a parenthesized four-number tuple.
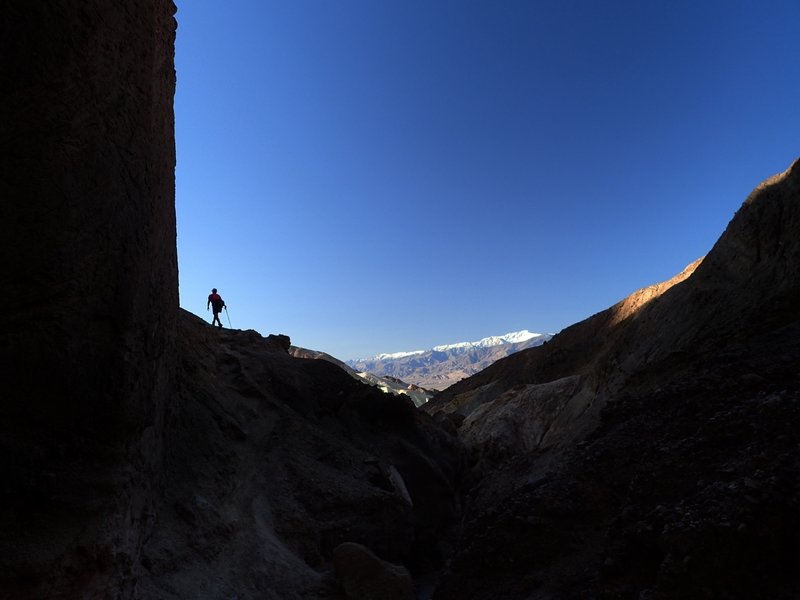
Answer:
(428, 159, 800, 599)
(424, 258, 704, 455)
(1, 2, 178, 597)
(429, 160, 800, 456)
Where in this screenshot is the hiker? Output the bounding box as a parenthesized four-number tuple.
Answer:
(207, 288, 226, 328)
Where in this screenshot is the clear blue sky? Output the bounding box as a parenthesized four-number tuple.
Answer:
(174, 0, 799, 360)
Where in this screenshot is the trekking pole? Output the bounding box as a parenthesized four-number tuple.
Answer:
(224, 306, 232, 328)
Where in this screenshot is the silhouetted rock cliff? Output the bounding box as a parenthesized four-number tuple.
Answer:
(1, 2, 178, 597)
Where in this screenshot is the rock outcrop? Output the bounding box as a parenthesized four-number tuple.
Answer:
(1, 2, 178, 597)
(137, 313, 462, 599)
(426, 259, 703, 457)
(427, 159, 800, 598)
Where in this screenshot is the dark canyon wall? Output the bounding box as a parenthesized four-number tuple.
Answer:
(1, 2, 178, 597)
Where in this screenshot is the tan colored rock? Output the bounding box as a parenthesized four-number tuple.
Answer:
(428, 158, 800, 458)
(460, 375, 590, 456)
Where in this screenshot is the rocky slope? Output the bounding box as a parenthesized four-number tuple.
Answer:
(426, 159, 800, 598)
(349, 332, 551, 391)
(137, 312, 462, 599)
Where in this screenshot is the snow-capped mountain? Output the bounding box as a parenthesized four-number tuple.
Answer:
(348, 330, 552, 391)
(431, 330, 543, 353)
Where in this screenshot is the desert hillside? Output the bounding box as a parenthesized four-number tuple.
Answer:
(2, 3, 799, 599)
(425, 159, 800, 598)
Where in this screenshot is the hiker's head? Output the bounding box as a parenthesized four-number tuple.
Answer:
(212, 288, 217, 293)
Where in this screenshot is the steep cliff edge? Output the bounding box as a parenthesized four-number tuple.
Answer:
(1, 2, 178, 598)
(428, 160, 800, 599)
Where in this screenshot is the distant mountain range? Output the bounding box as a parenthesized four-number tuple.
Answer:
(289, 346, 434, 406)
(347, 330, 553, 391)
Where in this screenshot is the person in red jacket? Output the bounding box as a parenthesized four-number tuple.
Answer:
(207, 288, 226, 328)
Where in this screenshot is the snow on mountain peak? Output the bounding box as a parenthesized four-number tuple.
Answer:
(347, 329, 554, 391)
(373, 350, 426, 361)
(356, 330, 545, 361)
(432, 330, 544, 352)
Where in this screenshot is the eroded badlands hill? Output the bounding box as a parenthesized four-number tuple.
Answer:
(426, 159, 800, 599)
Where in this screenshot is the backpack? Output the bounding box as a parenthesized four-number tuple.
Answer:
(210, 293, 224, 312)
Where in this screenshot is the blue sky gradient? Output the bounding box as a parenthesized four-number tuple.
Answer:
(175, 0, 799, 360)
